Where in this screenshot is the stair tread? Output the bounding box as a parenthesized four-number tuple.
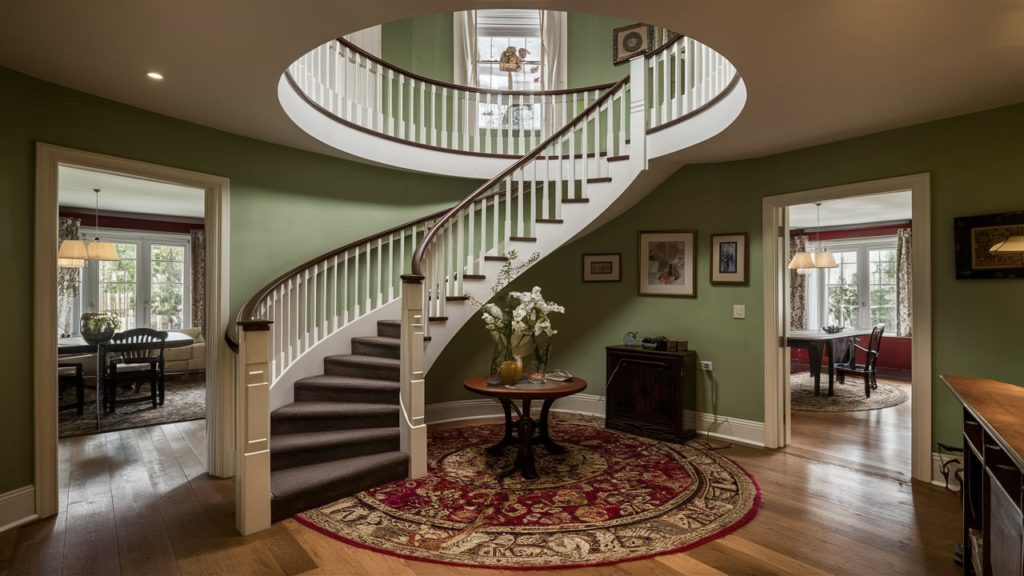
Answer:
(271, 427, 399, 452)
(350, 335, 400, 346)
(272, 402, 398, 419)
(324, 354, 400, 367)
(271, 451, 407, 499)
(295, 374, 399, 391)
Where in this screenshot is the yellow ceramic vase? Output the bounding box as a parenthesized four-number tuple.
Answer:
(499, 358, 522, 385)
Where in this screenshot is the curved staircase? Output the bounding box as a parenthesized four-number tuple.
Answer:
(230, 33, 745, 534)
(268, 320, 404, 522)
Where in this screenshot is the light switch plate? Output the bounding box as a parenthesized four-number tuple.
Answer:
(732, 304, 746, 319)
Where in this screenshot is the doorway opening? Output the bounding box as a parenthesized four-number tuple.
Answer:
(786, 192, 913, 477)
(34, 144, 231, 520)
(761, 174, 933, 483)
(57, 166, 207, 438)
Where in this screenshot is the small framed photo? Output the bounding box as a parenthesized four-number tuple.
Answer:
(638, 231, 696, 298)
(710, 233, 749, 285)
(582, 253, 621, 282)
(954, 211, 1024, 279)
(612, 23, 653, 65)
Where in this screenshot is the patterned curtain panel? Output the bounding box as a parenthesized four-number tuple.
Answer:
(190, 229, 206, 332)
(57, 217, 82, 337)
(895, 228, 913, 337)
(789, 235, 809, 330)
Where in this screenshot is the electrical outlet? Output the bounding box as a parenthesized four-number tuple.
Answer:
(699, 360, 713, 371)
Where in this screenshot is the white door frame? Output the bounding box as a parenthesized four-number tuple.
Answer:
(34, 143, 233, 518)
(761, 173, 932, 482)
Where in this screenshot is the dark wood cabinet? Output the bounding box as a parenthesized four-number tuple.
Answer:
(943, 376, 1024, 576)
(605, 346, 696, 442)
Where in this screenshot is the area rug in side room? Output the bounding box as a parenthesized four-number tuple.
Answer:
(790, 372, 909, 412)
(296, 414, 761, 571)
(59, 378, 206, 438)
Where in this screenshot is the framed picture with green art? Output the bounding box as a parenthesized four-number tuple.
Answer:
(638, 230, 696, 297)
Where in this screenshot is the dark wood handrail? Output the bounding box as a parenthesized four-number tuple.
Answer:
(410, 74, 632, 276)
(336, 37, 618, 97)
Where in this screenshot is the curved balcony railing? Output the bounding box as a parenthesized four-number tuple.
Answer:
(286, 38, 615, 158)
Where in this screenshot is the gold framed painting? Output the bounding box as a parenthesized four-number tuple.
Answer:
(638, 230, 696, 297)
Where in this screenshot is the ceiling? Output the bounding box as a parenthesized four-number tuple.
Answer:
(789, 191, 911, 229)
(2, 2, 1024, 169)
(59, 166, 205, 219)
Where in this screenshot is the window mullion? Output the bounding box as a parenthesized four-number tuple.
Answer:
(140, 239, 151, 329)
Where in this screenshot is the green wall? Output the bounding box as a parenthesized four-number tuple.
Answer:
(427, 102, 1024, 450)
(382, 13, 455, 83)
(0, 66, 477, 494)
(567, 13, 634, 88)
(380, 12, 631, 88)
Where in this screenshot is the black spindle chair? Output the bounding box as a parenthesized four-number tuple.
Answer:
(835, 324, 885, 398)
(102, 328, 168, 412)
(57, 362, 85, 416)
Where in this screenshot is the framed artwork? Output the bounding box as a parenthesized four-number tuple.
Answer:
(582, 253, 621, 282)
(953, 211, 1024, 279)
(638, 231, 696, 297)
(710, 233, 749, 285)
(612, 23, 653, 65)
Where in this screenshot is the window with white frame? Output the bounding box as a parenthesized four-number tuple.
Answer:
(806, 236, 900, 331)
(475, 9, 544, 131)
(75, 230, 192, 334)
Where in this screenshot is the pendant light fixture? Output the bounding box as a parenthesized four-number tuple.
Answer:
(810, 202, 838, 268)
(85, 188, 119, 261)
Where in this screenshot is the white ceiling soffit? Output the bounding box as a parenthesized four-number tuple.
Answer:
(58, 166, 205, 219)
(2, 2, 1024, 169)
(789, 191, 912, 229)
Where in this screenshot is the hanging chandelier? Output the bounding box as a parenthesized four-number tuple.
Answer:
(57, 188, 119, 264)
(788, 202, 838, 270)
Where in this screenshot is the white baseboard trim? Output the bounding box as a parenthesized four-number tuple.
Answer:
(0, 485, 37, 533)
(425, 395, 765, 448)
(932, 451, 962, 491)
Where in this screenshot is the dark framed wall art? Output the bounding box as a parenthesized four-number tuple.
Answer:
(953, 211, 1024, 279)
(710, 233, 749, 285)
(582, 253, 621, 282)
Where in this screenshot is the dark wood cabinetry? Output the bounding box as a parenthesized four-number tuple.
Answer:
(943, 375, 1024, 576)
(605, 346, 696, 442)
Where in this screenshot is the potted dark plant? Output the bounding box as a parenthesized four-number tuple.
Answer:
(641, 335, 668, 351)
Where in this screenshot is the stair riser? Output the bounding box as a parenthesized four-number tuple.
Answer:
(271, 411, 398, 435)
(324, 358, 399, 381)
(271, 458, 408, 522)
(294, 385, 398, 404)
(377, 321, 400, 339)
(271, 436, 400, 471)
(351, 339, 400, 359)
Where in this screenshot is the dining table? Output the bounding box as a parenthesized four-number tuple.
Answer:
(58, 332, 194, 430)
(787, 329, 872, 396)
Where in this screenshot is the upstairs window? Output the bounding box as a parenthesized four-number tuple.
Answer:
(476, 9, 542, 91)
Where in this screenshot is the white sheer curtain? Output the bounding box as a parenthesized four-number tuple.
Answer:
(540, 11, 567, 90)
(453, 11, 477, 86)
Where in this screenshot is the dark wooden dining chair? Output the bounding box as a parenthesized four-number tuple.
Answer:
(57, 362, 85, 415)
(103, 328, 168, 412)
(835, 324, 885, 398)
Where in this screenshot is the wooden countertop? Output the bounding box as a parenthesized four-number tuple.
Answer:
(942, 375, 1024, 471)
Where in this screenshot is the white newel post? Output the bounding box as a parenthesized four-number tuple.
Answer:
(400, 275, 428, 477)
(235, 320, 272, 535)
(629, 56, 648, 170)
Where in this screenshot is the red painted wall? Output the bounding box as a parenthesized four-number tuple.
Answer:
(61, 210, 202, 234)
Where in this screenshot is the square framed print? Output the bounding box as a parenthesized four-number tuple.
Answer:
(638, 231, 696, 297)
(582, 253, 621, 282)
(954, 211, 1024, 279)
(710, 233, 749, 285)
(612, 23, 653, 65)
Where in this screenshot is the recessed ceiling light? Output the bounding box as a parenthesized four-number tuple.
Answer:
(146, 71, 164, 81)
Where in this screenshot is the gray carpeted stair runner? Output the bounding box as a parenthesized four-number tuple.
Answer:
(269, 320, 407, 522)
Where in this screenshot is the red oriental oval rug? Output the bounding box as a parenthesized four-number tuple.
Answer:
(295, 414, 761, 571)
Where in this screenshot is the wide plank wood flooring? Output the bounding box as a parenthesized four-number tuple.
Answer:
(1, 399, 961, 575)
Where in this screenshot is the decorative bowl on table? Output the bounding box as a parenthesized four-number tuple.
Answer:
(822, 325, 845, 334)
(80, 312, 120, 344)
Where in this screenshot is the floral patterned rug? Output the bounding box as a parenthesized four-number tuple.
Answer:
(791, 372, 909, 412)
(296, 415, 761, 570)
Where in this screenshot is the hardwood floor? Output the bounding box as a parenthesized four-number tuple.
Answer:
(1, 406, 962, 576)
